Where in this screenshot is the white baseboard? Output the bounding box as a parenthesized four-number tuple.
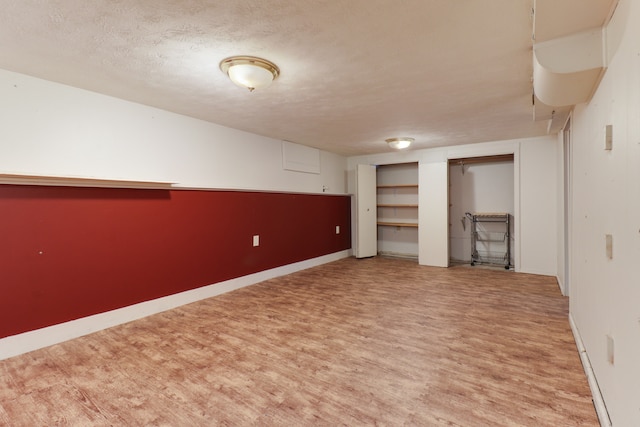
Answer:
(0, 250, 351, 361)
(569, 313, 611, 426)
(555, 274, 568, 296)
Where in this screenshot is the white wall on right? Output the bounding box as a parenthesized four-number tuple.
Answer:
(568, 0, 640, 424)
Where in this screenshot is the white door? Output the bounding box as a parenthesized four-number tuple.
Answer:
(355, 164, 377, 258)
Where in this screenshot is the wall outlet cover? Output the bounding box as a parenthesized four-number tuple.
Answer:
(606, 334, 615, 365)
(605, 124, 613, 150)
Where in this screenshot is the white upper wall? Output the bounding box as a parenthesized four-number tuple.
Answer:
(569, 0, 640, 424)
(0, 68, 347, 194)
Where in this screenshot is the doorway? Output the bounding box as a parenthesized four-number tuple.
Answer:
(448, 155, 515, 267)
(376, 163, 419, 259)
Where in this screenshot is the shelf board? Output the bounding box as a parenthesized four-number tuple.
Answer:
(377, 204, 418, 208)
(0, 173, 176, 189)
(377, 184, 418, 189)
(470, 212, 509, 218)
(377, 221, 419, 228)
(449, 154, 514, 165)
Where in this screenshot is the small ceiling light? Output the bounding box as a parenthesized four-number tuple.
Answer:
(220, 56, 280, 92)
(386, 137, 414, 150)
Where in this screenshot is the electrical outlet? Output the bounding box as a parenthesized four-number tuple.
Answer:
(253, 235, 260, 247)
(606, 334, 615, 365)
(605, 124, 613, 150)
(336, 225, 340, 234)
(605, 234, 613, 259)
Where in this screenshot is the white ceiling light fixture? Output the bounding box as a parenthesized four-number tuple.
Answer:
(386, 137, 414, 150)
(220, 56, 280, 92)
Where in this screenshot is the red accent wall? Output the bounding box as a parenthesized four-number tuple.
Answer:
(0, 184, 351, 339)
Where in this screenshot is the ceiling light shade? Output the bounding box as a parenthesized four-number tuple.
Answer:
(220, 56, 280, 92)
(386, 137, 414, 150)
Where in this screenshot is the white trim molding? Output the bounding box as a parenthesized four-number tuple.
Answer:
(569, 313, 611, 427)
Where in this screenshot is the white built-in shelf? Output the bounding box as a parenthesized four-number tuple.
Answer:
(377, 221, 419, 228)
(377, 183, 418, 228)
(0, 173, 176, 189)
(377, 184, 419, 189)
(377, 203, 418, 208)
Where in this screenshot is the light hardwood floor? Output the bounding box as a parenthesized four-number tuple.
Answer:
(0, 257, 597, 426)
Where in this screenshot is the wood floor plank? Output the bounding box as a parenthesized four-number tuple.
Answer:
(0, 257, 597, 426)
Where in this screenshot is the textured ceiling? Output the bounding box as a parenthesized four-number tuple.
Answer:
(0, 1, 608, 155)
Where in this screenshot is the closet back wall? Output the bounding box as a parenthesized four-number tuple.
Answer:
(449, 160, 514, 264)
(0, 184, 351, 339)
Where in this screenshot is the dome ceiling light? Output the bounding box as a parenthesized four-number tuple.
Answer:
(219, 56, 280, 92)
(386, 137, 414, 150)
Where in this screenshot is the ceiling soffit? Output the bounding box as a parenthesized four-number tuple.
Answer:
(532, 0, 619, 112)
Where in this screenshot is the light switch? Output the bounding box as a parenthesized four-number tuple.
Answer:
(336, 225, 340, 234)
(606, 334, 615, 365)
(253, 235, 260, 247)
(605, 124, 613, 150)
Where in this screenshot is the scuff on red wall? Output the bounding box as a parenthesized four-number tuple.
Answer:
(0, 184, 351, 338)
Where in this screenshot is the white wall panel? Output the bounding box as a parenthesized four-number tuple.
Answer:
(569, 1, 640, 424)
(519, 138, 558, 275)
(419, 161, 448, 267)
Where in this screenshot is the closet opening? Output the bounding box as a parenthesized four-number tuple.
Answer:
(376, 162, 419, 261)
(448, 154, 514, 269)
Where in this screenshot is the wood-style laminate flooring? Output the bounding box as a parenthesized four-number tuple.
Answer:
(0, 257, 597, 426)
